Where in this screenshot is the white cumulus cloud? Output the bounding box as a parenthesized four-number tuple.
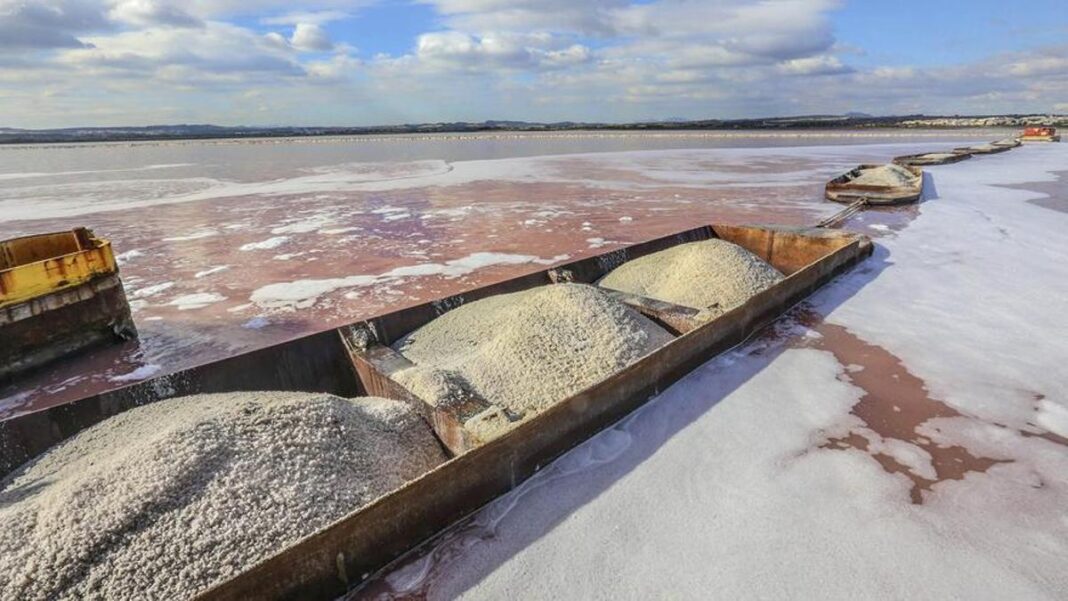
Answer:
(108, 0, 203, 27)
(290, 22, 334, 52)
(1, 0, 1067, 127)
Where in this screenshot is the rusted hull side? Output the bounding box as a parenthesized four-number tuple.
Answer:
(194, 225, 873, 601)
(0, 274, 135, 383)
(825, 188, 921, 205)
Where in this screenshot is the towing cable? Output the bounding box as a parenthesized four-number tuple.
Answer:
(815, 197, 868, 228)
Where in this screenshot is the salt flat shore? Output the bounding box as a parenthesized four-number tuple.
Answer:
(358, 143, 1068, 599)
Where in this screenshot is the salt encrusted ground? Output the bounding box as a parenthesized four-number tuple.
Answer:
(361, 143, 1068, 599)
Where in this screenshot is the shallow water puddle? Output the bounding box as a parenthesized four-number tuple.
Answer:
(792, 316, 1012, 504)
(1015, 169, 1068, 215)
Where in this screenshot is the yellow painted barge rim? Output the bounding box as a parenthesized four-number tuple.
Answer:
(0, 229, 118, 309)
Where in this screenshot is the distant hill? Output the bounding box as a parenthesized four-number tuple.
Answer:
(1, 114, 1063, 145)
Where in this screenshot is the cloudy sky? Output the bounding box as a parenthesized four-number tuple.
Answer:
(1, 0, 1067, 128)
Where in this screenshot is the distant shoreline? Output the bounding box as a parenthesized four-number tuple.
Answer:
(0, 114, 1060, 146)
(0, 129, 1017, 151)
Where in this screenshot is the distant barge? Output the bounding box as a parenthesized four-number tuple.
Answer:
(1020, 127, 1060, 142)
(0, 228, 136, 382)
(954, 142, 1014, 155)
(991, 137, 1022, 149)
(825, 163, 924, 205)
(893, 152, 971, 167)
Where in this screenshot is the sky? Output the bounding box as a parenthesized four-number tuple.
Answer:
(1, 0, 1067, 128)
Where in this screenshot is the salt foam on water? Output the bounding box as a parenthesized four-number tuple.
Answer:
(0, 392, 446, 601)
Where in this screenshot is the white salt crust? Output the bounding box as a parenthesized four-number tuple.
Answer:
(0, 392, 446, 601)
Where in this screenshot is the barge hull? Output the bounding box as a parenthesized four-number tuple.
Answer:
(0, 273, 135, 383)
(1, 228, 137, 382)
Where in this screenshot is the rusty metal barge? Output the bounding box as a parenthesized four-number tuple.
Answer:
(1019, 127, 1060, 142)
(0, 228, 136, 382)
(953, 142, 1014, 155)
(824, 163, 924, 206)
(893, 151, 972, 167)
(0, 223, 871, 601)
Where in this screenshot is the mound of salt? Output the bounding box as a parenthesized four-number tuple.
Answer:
(850, 164, 917, 187)
(0, 392, 445, 601)
(597, 239, 784, 318)
(391, 283, 673, 435)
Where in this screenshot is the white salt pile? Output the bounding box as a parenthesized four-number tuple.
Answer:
(850, 164, 917, 187)
(392, 284, 673, 439)
(0, 392, 446, 601)
(598, 239, 784, 318)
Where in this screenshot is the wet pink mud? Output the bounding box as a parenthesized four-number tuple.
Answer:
(0, 136, 992, 417)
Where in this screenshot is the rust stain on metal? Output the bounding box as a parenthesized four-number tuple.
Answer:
(0, 227, 120, 309)
(0, 228, 135, 381)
